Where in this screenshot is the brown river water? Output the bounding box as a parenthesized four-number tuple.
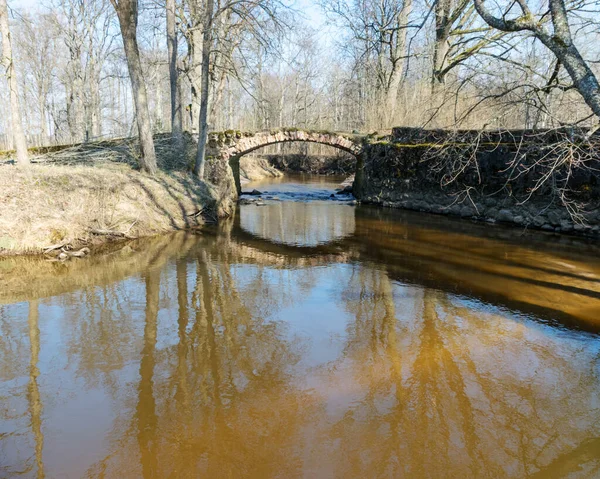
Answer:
(1, 175, 600, 478)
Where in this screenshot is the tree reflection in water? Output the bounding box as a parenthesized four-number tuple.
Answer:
(0, 196, 600, 477)
(314, 267, 600, 478)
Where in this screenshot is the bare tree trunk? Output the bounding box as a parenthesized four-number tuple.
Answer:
(0, 0, 29, 165)
(432, 0, 451, 93)
(67, 49, 85, 142)
(209, 69, 227, 126)
(38, 88, 48, 145)
(111, 0, 157, 174)
(386, 0, 412, 125)
(167, 0, 182, 141)
(90, 70, 102, 138)
(154, 66, 164, 130)
(185, 27, 204, 133)
(227, 77, 233, 129)
(193, 0, 214, 179)
(385, 68, 403, 125)
(542, 42, 600, 120)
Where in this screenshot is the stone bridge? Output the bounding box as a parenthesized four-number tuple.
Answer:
(205, 129, 365, 195)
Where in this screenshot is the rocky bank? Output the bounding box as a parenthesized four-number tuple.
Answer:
(354, 127, 600, 238)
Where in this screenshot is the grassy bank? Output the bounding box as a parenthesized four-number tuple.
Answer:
(0, 134, 224, 256)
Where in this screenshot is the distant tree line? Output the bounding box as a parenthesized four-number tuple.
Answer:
(0, 0, 599, 175)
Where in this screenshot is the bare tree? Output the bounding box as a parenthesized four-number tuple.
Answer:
(431, 0, 505, 90)
(473, 0, 600, 121)
(15, 13, 58, 146)
(323, 0, 413, 127)
(0, 0, 28, 164)
(110, 0, 157, 174)
(3, 0, 600, 156)
(187, 0, 287, 178)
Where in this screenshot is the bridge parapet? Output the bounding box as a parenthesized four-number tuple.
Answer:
(207, 128, 363, 157)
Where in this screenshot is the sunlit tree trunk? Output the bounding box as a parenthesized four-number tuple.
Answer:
(193, 0, 214, 179)
(0, 0, 29, 165)
(432, 0, 452, 93)
(110, 0, 158, 174)
(167, 0, 182, 142)
(38, 88, 48, 144)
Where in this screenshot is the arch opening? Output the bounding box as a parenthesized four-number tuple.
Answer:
(232, 143, 360, 196)
(233, 141, 357, 194)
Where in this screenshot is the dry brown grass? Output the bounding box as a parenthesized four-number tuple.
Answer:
(0, 161, 217, 255)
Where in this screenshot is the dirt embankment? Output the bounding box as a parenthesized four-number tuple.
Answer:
(0, 134, 226, 256)
(239, 155, 283, 183)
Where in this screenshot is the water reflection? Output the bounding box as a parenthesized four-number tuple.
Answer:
(241, 201, 356, 246)
(317, 274, 600, 477)
(1, 177, 600, 478)
(28, 301, 44, 479)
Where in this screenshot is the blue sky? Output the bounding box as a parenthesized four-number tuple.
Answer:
(295, 0, 328, 26)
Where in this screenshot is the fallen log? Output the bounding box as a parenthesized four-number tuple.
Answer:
(88, 228, 127, 237)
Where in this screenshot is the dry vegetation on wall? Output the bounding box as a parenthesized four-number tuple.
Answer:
(418, 128, 600, 220)
(0, 134, 229, 256)
(358, 127, 600, 235)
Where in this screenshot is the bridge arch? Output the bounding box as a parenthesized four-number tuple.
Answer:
(206, 129, 364, 195)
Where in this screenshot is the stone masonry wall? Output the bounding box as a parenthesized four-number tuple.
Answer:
(354, 127, 600, 238)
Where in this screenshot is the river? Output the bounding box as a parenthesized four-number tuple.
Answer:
(1, 174, 600, 478)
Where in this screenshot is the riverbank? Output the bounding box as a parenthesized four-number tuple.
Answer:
(0, 133, 232, 256)
(0, 136, 351, 257)
(0, 162, 218, 256)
